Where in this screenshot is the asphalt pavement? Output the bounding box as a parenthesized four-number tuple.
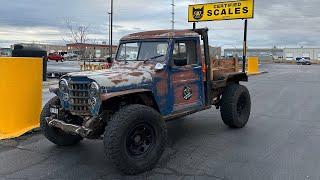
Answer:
(47, 61, 81, 74)
(1, 64, 320, 180)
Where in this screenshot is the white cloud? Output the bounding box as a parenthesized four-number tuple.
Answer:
(0, 26, 62, 42)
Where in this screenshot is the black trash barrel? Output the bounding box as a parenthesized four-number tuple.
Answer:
(12, 44, 48, 81)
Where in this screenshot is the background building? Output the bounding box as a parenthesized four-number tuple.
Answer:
(201, 45, 221, 59)
(67, 43, 117, 59)
(284, 48, 320, 61)
(224, 48, 284, 62)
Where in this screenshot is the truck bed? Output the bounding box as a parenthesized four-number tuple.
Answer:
(207, 57, 246, 100)
(211, 58, 239, 81)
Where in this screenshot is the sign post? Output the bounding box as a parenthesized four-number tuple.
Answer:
(243, 19, 248, 72)
(188, 0, 254, 73)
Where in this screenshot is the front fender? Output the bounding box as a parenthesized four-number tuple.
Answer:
(49, 87, 59, 96)
(100, 89, 151, 101)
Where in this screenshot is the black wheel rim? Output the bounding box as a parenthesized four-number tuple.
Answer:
(125, 123, 156, 158)
(237, 93, 247, 117)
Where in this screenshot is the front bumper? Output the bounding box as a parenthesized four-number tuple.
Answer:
(46, 117, 92, 138)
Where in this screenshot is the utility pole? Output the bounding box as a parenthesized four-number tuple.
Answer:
(108, 12, 111, 61)
(107, 12, 110, 56)
(108, 0, 113, 61)
(171, 0, 175, 30)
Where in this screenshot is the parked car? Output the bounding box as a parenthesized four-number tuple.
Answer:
(48, 53, 64, 62)
(296, 57, 311, 65)
(63, 53, 78, 59)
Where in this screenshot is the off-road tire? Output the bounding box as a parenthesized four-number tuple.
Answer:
(220, 84, 251, 128)
(104, 104, 167, 175)
(40, 96, 82, 146)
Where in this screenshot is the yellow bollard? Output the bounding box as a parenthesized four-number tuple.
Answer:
(86, 64, 90, 71)
(0, 57, 42, 140)
(247, 56, 259, 75)
(90, 64, 95, 71)
(80, 64, 84, 71)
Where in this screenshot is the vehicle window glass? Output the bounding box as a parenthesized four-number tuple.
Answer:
(116, 42, 168, 61)
(117, 43, 139, 61)
(173, 41, 197, 66)
(138, 42, 168, 61)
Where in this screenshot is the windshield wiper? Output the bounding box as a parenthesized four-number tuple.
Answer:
(144, 55, 164, 63)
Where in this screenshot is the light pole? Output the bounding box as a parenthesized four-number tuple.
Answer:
(108, 12, 112, 61)
(171, 0, 175, 30)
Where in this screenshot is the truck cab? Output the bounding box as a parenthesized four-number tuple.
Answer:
(114, 29, 206, 116)
(41, 29, 251, 175)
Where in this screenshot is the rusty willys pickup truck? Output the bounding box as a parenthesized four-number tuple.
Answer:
(41, 28, 251, 174)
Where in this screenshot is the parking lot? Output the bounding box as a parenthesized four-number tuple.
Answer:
(1, 64, 320, 180)
(47, 61, 81, 74)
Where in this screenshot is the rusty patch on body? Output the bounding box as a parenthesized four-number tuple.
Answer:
(121, 29, 199, 41)
(128, 72, 144, 77)
(111, 79, 129, 85)
(172, 70, 199, 82)
(156, 81, 168, 97)
(155, 71, 168, 97)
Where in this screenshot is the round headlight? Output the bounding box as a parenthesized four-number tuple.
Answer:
(89, 82, 100, 97)
(59, 79, 68, 92)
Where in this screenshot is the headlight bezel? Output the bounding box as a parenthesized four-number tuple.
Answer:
(89, 82, 100, 97)
(59, 78, 69, 92)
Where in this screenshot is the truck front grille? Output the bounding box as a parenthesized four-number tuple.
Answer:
(69, 81, 91, 116)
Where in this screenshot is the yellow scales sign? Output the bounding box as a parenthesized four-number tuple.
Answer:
(188, 0, 254, 22)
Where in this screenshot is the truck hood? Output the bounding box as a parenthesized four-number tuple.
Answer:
(67, 61, 156, 90)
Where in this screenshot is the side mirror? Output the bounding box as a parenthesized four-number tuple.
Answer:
(155, 63, 165, 71)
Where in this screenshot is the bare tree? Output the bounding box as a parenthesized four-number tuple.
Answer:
(65, 20, 90, 62)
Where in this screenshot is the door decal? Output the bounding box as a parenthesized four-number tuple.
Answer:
(183, 86, 193, 100)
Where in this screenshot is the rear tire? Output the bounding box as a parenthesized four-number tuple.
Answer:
(220, 84, 251, 128)
(40, 96, 82, 146)
(104, 104, 167, 175)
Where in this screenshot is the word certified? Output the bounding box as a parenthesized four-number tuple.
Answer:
(188, 0, 254, 22)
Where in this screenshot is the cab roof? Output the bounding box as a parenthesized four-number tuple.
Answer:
(120, 29, 200, 41)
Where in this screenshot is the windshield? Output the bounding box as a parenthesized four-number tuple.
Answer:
(116, 41, 168, 62)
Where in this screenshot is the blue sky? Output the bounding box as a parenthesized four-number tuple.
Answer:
(0, 0, 319, 48)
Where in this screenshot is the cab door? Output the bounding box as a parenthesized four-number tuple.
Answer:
(169, 39, 205, 113)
